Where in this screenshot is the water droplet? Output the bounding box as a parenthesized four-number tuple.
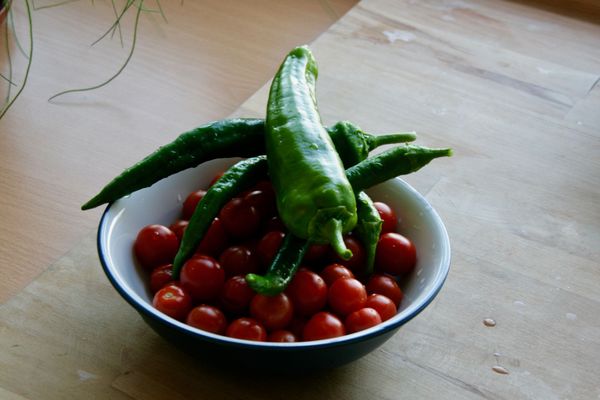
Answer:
(566, 313, 577, 320)
(577, 121, 583, 126)
(492, 365, 509, 375)
(513, 300, 525, 306)
(483, 318, 496, 327)
(493, 352, 501, 358)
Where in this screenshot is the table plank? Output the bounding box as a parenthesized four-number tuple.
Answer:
(1, 0, 599, 399)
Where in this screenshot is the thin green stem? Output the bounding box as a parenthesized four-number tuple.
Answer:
(4, 11, 13, 104)
(91, 0, 134, 47)
(32, 0, 80, 11)
(9, 5, 28, 58)
(109, 0, 124, 47)
(0, 0, 33, 119)
(48, 0, 144, 101)
(155, 0, 166, 22)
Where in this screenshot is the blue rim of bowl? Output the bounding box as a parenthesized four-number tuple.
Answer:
(97, 177, 451, 351)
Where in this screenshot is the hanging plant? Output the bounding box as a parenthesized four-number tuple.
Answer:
(0, 0, 166, 119)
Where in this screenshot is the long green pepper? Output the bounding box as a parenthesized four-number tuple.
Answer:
(81, 119, 415, 210)
(265, 46, 357, 260)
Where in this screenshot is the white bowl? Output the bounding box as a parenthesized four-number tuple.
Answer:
(97, 158, 451, 371)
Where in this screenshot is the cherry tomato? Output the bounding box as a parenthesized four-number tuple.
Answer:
(268, 330, 297, 343)
(345, 307, 382, 333)
(134, 224, 179, 271)
(244, 188, 276, 219)
(303, 243, 330, 265)
(219, 245, 260, 277)
(182, 189, 207, 220)
(180, 255, 225, 302)
(150, 264, 174, 293)
(332, 236, 366, 273)
(303, 312, 345, 341)
(264, 216, 286, 232)
(328, 277, 367, 316)
(375, 232, 417, 275)
(195, 218, 229, 257)
(365, 274, 403, 307)
(250, 293, 294, 331)
(373, 202, 397, 233)
(286, 268, 327, 316)
(169, 220, 188, 242)
(152, 284, 192, 321)
(219, 197, 261, 239)
(319, 263, 354, 286)
(226, 317, 266, 341)
(186, 305, 227, 334)
(365, 294, 397, 321)
(219, 275, 256, 314)
(256, 231, 285, 267)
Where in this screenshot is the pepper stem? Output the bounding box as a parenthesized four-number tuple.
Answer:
(324, 219, 352, 260)
(367, 132, 417, 149)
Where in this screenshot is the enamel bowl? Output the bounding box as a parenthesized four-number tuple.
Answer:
(97, 158, 451, 371)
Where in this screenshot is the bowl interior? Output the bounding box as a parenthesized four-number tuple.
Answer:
(98, 158, 450, 345)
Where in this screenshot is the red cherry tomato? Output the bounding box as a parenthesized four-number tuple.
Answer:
(345, 307, 382, 333)
(244, 188, 276, 219)
(303, 243, 330, 265)
(375, 232, 417, 275)
(186, 305, 227, 334)
(150, 264, 174, 293)
(182, 189, 206, 220)
(264, 216, 286, 232)
(219, 275, 256, 315)
(256, 231, 285, 267)
(286, 268, 327, 316)
(226, 317, 266, 341)
(169, 220, 188, 242)
(134, 224, 179, 271)
(268, 330, 297, 343)
(332, 236, 366, 273)
(219, 197, 261, 239)
(249, 293, 294, 331)
(365, 274, 404, 307)
(195, 218, 229, 257)
(303, 312, 345, 341)
(152, 284, 192, 321)
(328, 277, 367, 316)
(365, 294, 397, 321)
(319, 263, 355, 286)
(219, 245, 260, 277)
(373, 202, 397, 233)
(180, 255, 225, 302)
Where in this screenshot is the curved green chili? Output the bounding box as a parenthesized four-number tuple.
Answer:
(347, 145, 453, 192)
(265, 45, 357, 260)
(172, 156, 268, 279)
(354, 191, 383, 276)
(81, 119, 415, 210)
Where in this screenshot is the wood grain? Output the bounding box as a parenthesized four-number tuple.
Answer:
(0, 0, 356, 302)
(1, 0, 600, 399)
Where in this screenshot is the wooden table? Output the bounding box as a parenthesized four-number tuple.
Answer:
(1, 0, 599, 399)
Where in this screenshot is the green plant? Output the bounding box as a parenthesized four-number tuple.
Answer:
(1, 0, 167, 120)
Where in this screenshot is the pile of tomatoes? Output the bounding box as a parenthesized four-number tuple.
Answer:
(133, 174, 417, 342)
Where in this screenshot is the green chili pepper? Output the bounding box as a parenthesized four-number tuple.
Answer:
(346, 145, 453, 192)
(354, 191, 383, 276)
(247, 144, 452, 295)
(81, 119, 415, 210)
(265, 45, 357, 260)
(245, 234, 309, 296)
(81, 119, 265, 210)
(171, 156, 268, 279)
